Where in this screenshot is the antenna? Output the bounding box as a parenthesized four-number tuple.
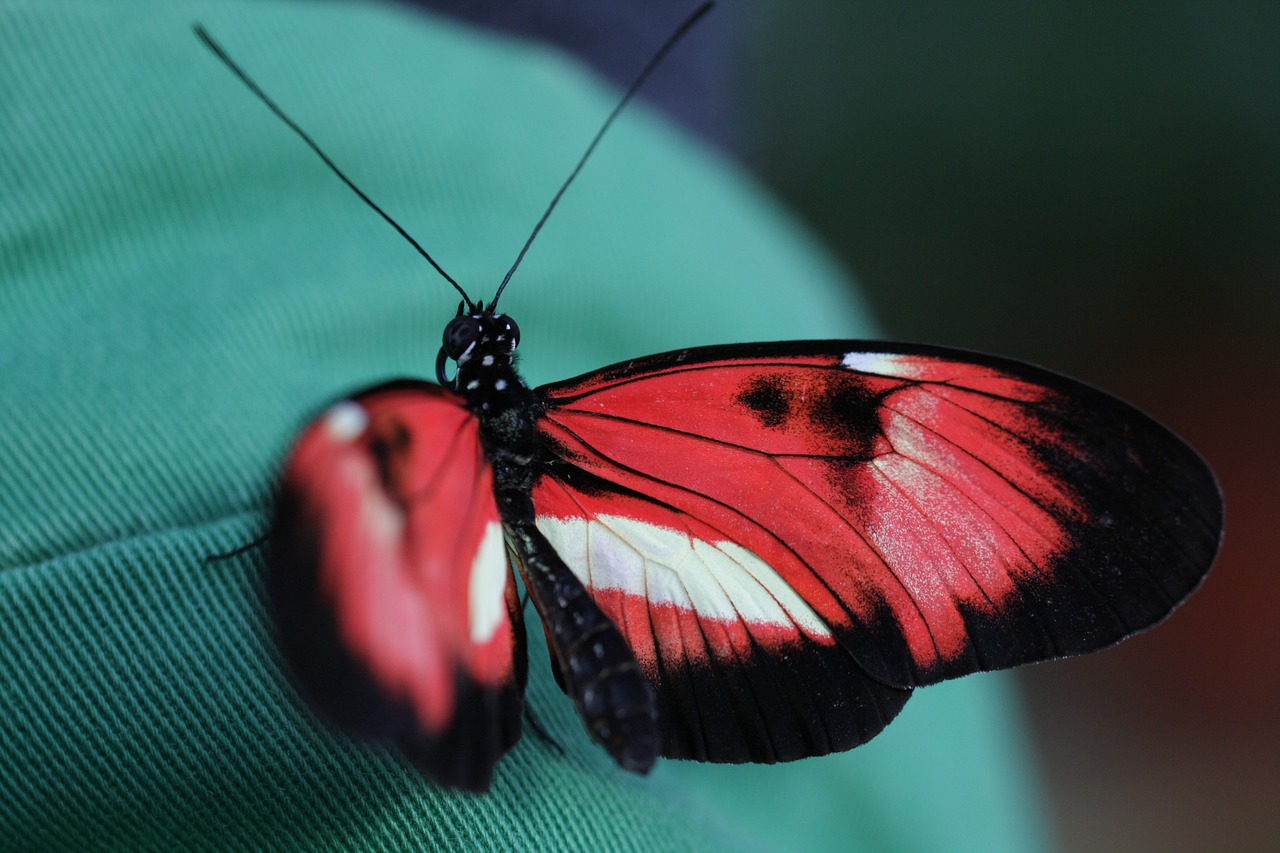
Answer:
(194, 25, 473, 308)
(196, 2, 715, 315)
(489, 1, 715, 309)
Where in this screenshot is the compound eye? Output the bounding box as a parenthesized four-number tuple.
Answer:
(442, 315, 480, 359)
(500, 317, 520, 353)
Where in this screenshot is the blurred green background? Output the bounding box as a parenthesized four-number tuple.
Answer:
(735, 4, 1277, 851)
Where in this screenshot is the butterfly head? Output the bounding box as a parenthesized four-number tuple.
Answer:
(436, 304, 521, 389)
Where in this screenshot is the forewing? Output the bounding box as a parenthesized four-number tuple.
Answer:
(270, 380, 525, 792)
(532, 341, 1221, 762)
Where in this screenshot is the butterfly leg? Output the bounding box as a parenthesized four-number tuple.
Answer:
(204, 528, 271, 563)
(521, 701, 566, 758)
(505, 519, 661, 775)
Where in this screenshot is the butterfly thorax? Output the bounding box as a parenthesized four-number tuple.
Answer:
(440, 309, 541, 499)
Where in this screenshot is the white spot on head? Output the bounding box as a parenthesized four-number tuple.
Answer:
(324, 401, 368, 442)
(494, 379, 507, 391)
(466, 380, 480, 390)
(456, 341, 476, 366)
(481, 355, 494, 366)
(469, 521, 508, 642)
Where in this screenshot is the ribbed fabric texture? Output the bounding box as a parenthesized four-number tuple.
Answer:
(0, 2, 1049, 851)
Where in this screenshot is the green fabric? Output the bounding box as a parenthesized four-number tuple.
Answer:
(0, 1, 1050, 850)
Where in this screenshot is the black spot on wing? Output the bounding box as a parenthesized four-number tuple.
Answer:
(735, 369, 886, 460)
(736, 376, 791, 428)
(809, 375, 885, 460)
(366, 415, 413, 497)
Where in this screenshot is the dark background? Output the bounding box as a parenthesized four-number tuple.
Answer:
(415, 2, 1278, 849)
(737, 7, 1277, 851)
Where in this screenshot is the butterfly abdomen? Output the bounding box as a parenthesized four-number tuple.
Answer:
(503, 515, 662, 774)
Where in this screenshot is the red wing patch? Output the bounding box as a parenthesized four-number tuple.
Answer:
(269, 380, 524, 792)
(534, 342, 1221, 712)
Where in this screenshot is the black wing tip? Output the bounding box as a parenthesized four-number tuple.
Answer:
(655, 643, 914, 764)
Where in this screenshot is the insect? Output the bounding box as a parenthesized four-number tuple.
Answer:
(198, 6, 1221, 793)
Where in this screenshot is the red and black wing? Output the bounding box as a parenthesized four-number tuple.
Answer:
(531, 341, 1222, 764)
(269, 380, 526, 792)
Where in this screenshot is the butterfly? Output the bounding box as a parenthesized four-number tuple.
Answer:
(199, 6, 1222, 793)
